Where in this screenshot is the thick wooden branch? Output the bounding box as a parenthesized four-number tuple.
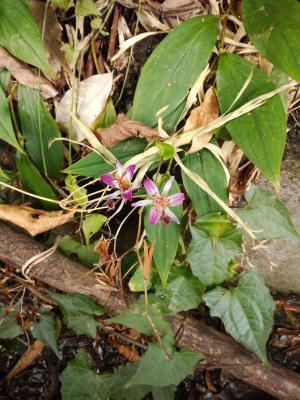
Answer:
(0, 222, 299, 399)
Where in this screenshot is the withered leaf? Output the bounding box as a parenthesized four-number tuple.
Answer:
(96, 113, 159, 148)
(0, 205, 73, 236)
(185, 87, 219, 154)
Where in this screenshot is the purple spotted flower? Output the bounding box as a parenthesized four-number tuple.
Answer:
(100, 160, 140, 202)
(132, 176, 185, 225)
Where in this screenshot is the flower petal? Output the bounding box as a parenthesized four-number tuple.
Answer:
(121, 189, 133, 201)
(125, 164, 135, 180)
(149, 207, 162, 224)
(144, 179, 159, 196)
(131, 199, 153, 207)
(101, 173, 115, 187)
(108, 190, 121, 199)
(115, 160, 123, 177)
(162, 176, 174, 195)
(168, 192, 185, 207)
(164, 207, 180, 224)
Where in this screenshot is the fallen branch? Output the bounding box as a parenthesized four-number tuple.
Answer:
(0, 222, 299, 399)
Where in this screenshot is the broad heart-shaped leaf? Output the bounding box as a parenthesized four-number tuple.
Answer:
(238, 185, 300, 241)
(127, 342, 201, 388)
(131, 16, 218, 132)
(16, 152, 58, 211)
(30, 308, 60, 359)
(0, 306, 23, 339)
(217, 53, 286, 187)
(187, 225, 242, 286)
(203, 268, 275, 365)
(144, 179, 183, 286)
(182, 143, 228, 216)
(58, 235, 100, 267)
(242, 0, 300, 82)
(82, 214, 107, 245)
(50, 293, 104, 338)
(0, 0, 55, 78)
(60, 348, 112, 400)
(64, 138, 147, 178)
(107, 295, 173, 339)
(0, 86, 23, 153)
(156, 267, 205, 314)
(18, 86, 64, 179)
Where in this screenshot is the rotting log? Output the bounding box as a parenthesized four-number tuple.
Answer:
(0, 222, 299, 399)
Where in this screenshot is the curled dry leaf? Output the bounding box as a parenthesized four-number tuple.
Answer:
(0, 47, 58, 99)
(29, 0, 68, 75)
(55, 74, 113, 141)
(0, 205, 73, 236)
(184, 87, 219, 154)
(95, 113, 159, 147)
(6, 339, 45, 380)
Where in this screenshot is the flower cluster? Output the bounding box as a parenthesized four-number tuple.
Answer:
(100, 161, 185, 225)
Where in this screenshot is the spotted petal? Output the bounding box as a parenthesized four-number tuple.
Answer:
(125, 165, 135, 180)
(101, 173, 115, 187)
(121, 189, 133, 201)
(144, 179, 159, 196)
(149, 207, 162, 224)
(131, 199, 153, 207)
(164, 207, 180, 224)
(162, 176, 174, 195)
(168, 192, 185, 207)
(115, 160, 123, 177)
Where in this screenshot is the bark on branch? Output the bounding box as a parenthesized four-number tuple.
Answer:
(0, 222, 299, 399)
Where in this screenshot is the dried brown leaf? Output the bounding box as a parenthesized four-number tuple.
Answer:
(6, 339, 45, 380)
(0, 47, 58, 99)
(29, 0, 68, 75)
(0, 205, 73, 236)
(185, 87, 219, 153)
(95, 113, 159, 147)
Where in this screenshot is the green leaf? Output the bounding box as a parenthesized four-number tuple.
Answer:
(187, 225, 243, 286)
(51, 0, 74, 9)
(131, 16, 219, 132)
(0, 69, 10, 92)
(238, 185, 300, 241)
(107, 295, 172, 339)
(0, 0, 55, 78)
(242, 0, 300, 82)
(16, 152, 58, 211)
(92, 97, 117, 129)
(155, 142, 175, 160)
(127, 342, 201, 388)
(59, 235, 100, 267)
(217, 53, 286, 187)
(75, 0, 99, 16)
(60, 348, 111, 400)
(203, 268, 275, 365)
(144, 178, 183, 286)
(0, 86, 23, 153)
(156, 267, 205, 314)
(0, 306, 23, 339)
(128, 265, 158, 292)
(197, 212, 235, 237)
(271, 67, 289, 112)
(182, 146, 228, 216)
(0, 167, 15, 187)
(18, 86, 64, 179)
(30, 308, 60, 359)
(65, 175, 88, 206)
(64, 138, 147, 178)
(51, 293, 104, 338)
(82, 214, 107, 245)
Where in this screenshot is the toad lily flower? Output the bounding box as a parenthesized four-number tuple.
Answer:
(100, 160, 140, 202)
(132, 176, 185, 225)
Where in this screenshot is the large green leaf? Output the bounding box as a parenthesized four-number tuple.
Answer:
(30, 308, 60, 359)
(182, 145, 228, 216)
(217, 53, 286, 187)
(156, 267, 205, 314)
(107, 295, 172, 339)
(203, 268, 275, 365)
(64, 138, 147, 178)
(242, 0, 300, 82)
(0, 86, 23, 153)
(187, 225, 242, 286)
(60, 349, 111, 400)
(82, 214, 107, 245)
(131, 16, 219, 132)
(0, 0, 55, 78)
(16, 152, 58, 211)
(238, 185, 300, 241)
(50, 293, 104, 338)
(0, 306, 23, 339)
(58, 235, 100, 267)
(127, 342, 201, 388)
(18, 86, 64, 179)
(144, 179, 183, 286)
